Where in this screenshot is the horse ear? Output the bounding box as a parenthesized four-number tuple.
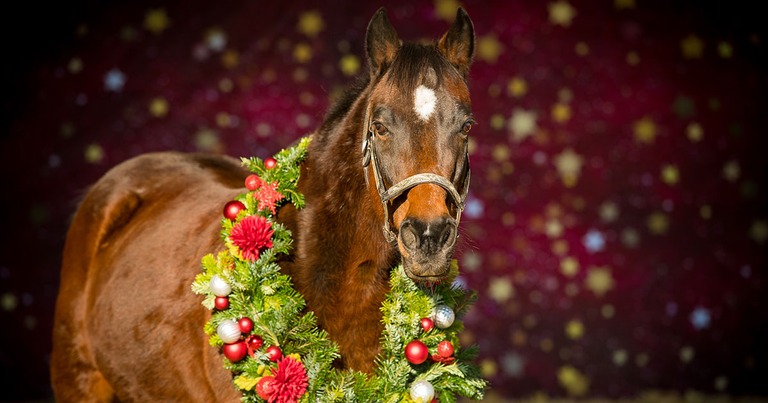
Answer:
(366, 8, 400, 77)
(437, 8, 475, 77)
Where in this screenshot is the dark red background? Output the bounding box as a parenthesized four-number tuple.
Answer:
(1, 0, 767, 400)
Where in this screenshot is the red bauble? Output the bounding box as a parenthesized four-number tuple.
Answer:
(266, 345, 282, 362)
(437, 340, 454, 358)
(238, 317, 254, 334)
(404, 340, 429, 365)
(245, 174, 262, 191)
(420, 317, 435, 333)
(246, 334, 264, 355)
(264, 157, 277, 169)
(222, 341, 248, 362)
(214, 296, 229, 310)
(223, 200, 246, 221)
(256, 375, 276, 400)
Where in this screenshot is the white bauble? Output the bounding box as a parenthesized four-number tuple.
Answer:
(216, 319, 242, 344)
(409, 380, 435, 402)
(209, 275, 232, 297)
(433, 304, 455, 329)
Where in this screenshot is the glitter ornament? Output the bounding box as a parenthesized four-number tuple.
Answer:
(245, 174, 262, 191)
(409, 380, 435, 402)
(433, 304, 455, 329)
(223, 200, 246, 221)
(216, 319, 242, 343)
(437, 340, 454, 358)
(256, 375, 276, 400)
(404, 340, 429, 364)
(209, 275, 231, 297)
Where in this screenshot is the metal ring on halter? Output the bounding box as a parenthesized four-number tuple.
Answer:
(361, 109, 471, 243)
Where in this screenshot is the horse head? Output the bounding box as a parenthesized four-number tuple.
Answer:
(362, 8, 475, 283)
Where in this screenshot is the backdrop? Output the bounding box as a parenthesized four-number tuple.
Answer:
(1, 0, 766, 401)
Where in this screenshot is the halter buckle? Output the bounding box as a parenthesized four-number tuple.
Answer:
(362, 134, 371, 167)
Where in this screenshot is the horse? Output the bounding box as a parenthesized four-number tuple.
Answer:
(51, 7, 475, 401)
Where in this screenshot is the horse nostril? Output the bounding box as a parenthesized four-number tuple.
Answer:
(400, 219, 420, 250)
(438, 221, 457, 247)
(400, 218, 457, 254)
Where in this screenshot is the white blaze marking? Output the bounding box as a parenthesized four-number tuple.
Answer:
(413, 85, 436, 121)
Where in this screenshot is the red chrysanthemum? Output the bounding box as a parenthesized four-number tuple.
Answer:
(253, 181, 284, 214)
(229, 215, 274, 261)
(261, 356, 308, 403)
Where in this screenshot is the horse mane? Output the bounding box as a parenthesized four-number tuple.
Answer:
(319, 75, 371, 134)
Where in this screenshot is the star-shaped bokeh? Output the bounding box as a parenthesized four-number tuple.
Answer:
(549, 0, 577, 27)
(2, 1, 767, 401)
(144, 8, 170, 34)
(508, 108, 538, 142)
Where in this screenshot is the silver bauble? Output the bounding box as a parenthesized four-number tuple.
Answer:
(209, 274, 232, 297)
(409, 380, 435, 402)
(216, 319, 242, 344)
(433, 304, 455, 329)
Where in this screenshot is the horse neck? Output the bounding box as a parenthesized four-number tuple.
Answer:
(302, 89, 396, 280)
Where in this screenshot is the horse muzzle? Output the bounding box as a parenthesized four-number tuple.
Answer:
(398, 216, 458, 282)
(371, 172, 465, 283)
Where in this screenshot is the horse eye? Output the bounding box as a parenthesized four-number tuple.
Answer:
(462, 121, 473, 134)
(372, 122, 389, 136)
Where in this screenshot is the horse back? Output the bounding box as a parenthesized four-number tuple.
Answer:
(52, 152, 246, 401)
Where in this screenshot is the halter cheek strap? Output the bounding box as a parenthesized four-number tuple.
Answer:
(362, 108, 471, 243)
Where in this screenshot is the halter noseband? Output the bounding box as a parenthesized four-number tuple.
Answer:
(361, 107, 471, 243)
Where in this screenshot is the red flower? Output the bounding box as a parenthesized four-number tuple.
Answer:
(253, 181, 284, 214)
(260, 356, 308, 403)
(229, 215, 274, 261)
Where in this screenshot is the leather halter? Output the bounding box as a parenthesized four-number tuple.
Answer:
(361, 106, 471, 243)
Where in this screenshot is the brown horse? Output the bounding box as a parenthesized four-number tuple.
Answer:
(51, 7, 475, 401)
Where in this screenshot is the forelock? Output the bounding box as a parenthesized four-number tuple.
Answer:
(385, 42, 460, 93)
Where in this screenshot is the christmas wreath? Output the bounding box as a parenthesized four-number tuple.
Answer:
(192, 137, 488, 402)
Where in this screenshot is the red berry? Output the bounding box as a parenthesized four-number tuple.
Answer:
(266, 345, 282, 362)
(222, 341, 248, 362)
(437, 340, 454, 358)
(404, 340, 429, 365)
(256, 375, 276, 400)
(264, 157, 277, 169)
(420, 317, 434, 333)
(223, 200, 245, 221)
(245, 174, 262, 191)
(238, 317, 254, 334)
(214, 296, 229, 310)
